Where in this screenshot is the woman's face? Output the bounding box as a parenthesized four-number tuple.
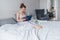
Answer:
(20, 7, 26, 14)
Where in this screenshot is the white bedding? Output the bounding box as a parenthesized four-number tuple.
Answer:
(38, 21, 60, 40)
(0, 20, 60, 40)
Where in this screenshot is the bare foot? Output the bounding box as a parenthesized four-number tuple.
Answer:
(33, 25, 43, 29)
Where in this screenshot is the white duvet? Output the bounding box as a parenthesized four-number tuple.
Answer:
(0, 21, 60, 40)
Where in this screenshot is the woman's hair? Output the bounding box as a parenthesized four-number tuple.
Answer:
(20, 3, 26, 8)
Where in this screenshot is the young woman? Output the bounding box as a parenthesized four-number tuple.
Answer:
(16, 3, 43, 40)
(0, 3, 43, 40)
(16, 3, 42, 29)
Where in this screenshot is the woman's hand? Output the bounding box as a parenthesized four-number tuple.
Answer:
(19, 18, 26, 22)
(22, 18, 26, 21)
(16, 18, 26, 22)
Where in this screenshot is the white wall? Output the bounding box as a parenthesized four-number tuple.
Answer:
(0, 0, 40, 19)
(0, 0, 20, 19)
(57, 0, 60, 21)
(40, 0, 47, 9)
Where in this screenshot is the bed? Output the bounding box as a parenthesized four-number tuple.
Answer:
(0, 18, 60, 40)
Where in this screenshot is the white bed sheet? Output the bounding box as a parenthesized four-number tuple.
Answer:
(0, 20, 60, 40)
(38, 20, 60, 40)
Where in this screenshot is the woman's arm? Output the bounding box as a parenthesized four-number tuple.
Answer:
(16, 13, 20, 22)
(16, 13, 26, 22)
